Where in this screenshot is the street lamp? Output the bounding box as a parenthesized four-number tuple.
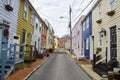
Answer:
(60, 6, 72, 54)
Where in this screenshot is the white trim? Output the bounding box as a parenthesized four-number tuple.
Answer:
(108, 27, 110, 62)
(23, 2, 28, 20)
(90, 36, 93, 60)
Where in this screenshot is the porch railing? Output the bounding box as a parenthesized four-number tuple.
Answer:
(0, 43, 25, 80)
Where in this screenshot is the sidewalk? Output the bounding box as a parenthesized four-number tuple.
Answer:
(5, 57, 47, 80)
(75, 59, 108, 80)
(66, 50, 108, 80)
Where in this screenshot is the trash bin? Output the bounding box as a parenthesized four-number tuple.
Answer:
(46, 53, 49, 57)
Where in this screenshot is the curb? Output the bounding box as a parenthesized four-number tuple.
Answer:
(23, 58, 48, 80)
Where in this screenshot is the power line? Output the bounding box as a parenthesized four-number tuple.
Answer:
(38, 11, 67, 23)
(72, 0, 97, 23)
(71, 0, 76, 8)
(71, 0, 85, 19)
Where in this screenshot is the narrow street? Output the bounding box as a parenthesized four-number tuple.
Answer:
(27, 51, 92, 80)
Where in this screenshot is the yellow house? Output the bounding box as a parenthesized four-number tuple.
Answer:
(45, 20, 54, 50)
(54, 37, 58, 49)
(17, 0, 35, 59)
(92, 0, 120, 63)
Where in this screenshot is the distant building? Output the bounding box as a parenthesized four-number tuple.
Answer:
(41, 20, 48, 53)
(45, 20, 54, 50)
(54, 37, 58, 49)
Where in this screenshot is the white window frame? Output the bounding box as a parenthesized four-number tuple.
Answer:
(98, 4, 102, 19)
(31, 12, 35, 26)
(86, 17, 89, 29)
(36, 23, 38, 30)
(108, 0, 115, 11)
(23, 2, 28, 20)
(83, 21, 85, 31)
(86, 38, 89, 49)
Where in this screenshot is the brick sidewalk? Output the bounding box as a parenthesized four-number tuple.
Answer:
(5, 57, 47, 80)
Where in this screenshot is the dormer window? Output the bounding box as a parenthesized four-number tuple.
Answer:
(5, 0, 14, 11)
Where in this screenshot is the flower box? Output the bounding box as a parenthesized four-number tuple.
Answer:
(96, 19, 102, 24)
(5, 5, 13, 11)
(107, 10, 115, 16)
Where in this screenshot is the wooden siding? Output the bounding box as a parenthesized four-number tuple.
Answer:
(0, 0, 20, 45)
(92, 0, 120, 63)
(17, 0, 34, 45)
(17, 0, 34, 57)
(82, 13, 92, 59)
(33, 16, 42, 52)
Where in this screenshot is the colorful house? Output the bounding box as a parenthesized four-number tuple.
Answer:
(82, 12, 92, 59)
(17, 0, 35, 58)
(33, 14, 42, 53)
(92, 0, 120, 77)
(41, 19, 48, 53)
(64, 37, 70, 50)
(92, 0, 120, 64)
(54, 37, 58, 49)
(45, 20, 54, 50)
(72, 16, 85, 59)
(0, 0, 20, 57)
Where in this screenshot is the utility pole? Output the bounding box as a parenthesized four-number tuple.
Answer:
(69, 6, 72, 54)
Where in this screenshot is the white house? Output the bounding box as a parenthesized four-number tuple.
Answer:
(33, 15, 42, 53)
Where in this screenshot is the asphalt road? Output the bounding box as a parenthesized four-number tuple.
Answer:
(27, 53, 92, 80)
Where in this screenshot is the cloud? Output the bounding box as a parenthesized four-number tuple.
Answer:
(29, 0, 92, 37)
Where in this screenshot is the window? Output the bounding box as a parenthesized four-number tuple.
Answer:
(31, 12, 35, 25)
(83, 21, 85, 31)
(98, 32, 102, 47)
(86, 17, 89, 28)
(109, 0, 115, 10)
(23, 2, 28, 20)
(98, 4, 102, 19)
(39, 27, 41, 32)
(36, 23, 38, 30)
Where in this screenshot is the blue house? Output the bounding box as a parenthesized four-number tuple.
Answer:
(82, 12, 92, 59)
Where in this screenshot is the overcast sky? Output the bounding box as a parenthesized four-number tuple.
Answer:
(29, 0, 94, 37)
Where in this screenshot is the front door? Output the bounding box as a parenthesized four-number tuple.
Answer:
(0, 24, 9, 58)
(110, 26, 117, 59)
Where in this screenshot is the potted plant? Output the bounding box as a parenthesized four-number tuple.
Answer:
(107, 58, 119, 71)
(96, 47, 102, 53)
(107, 10, 115, 16)
(95, 47, 102, 61)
